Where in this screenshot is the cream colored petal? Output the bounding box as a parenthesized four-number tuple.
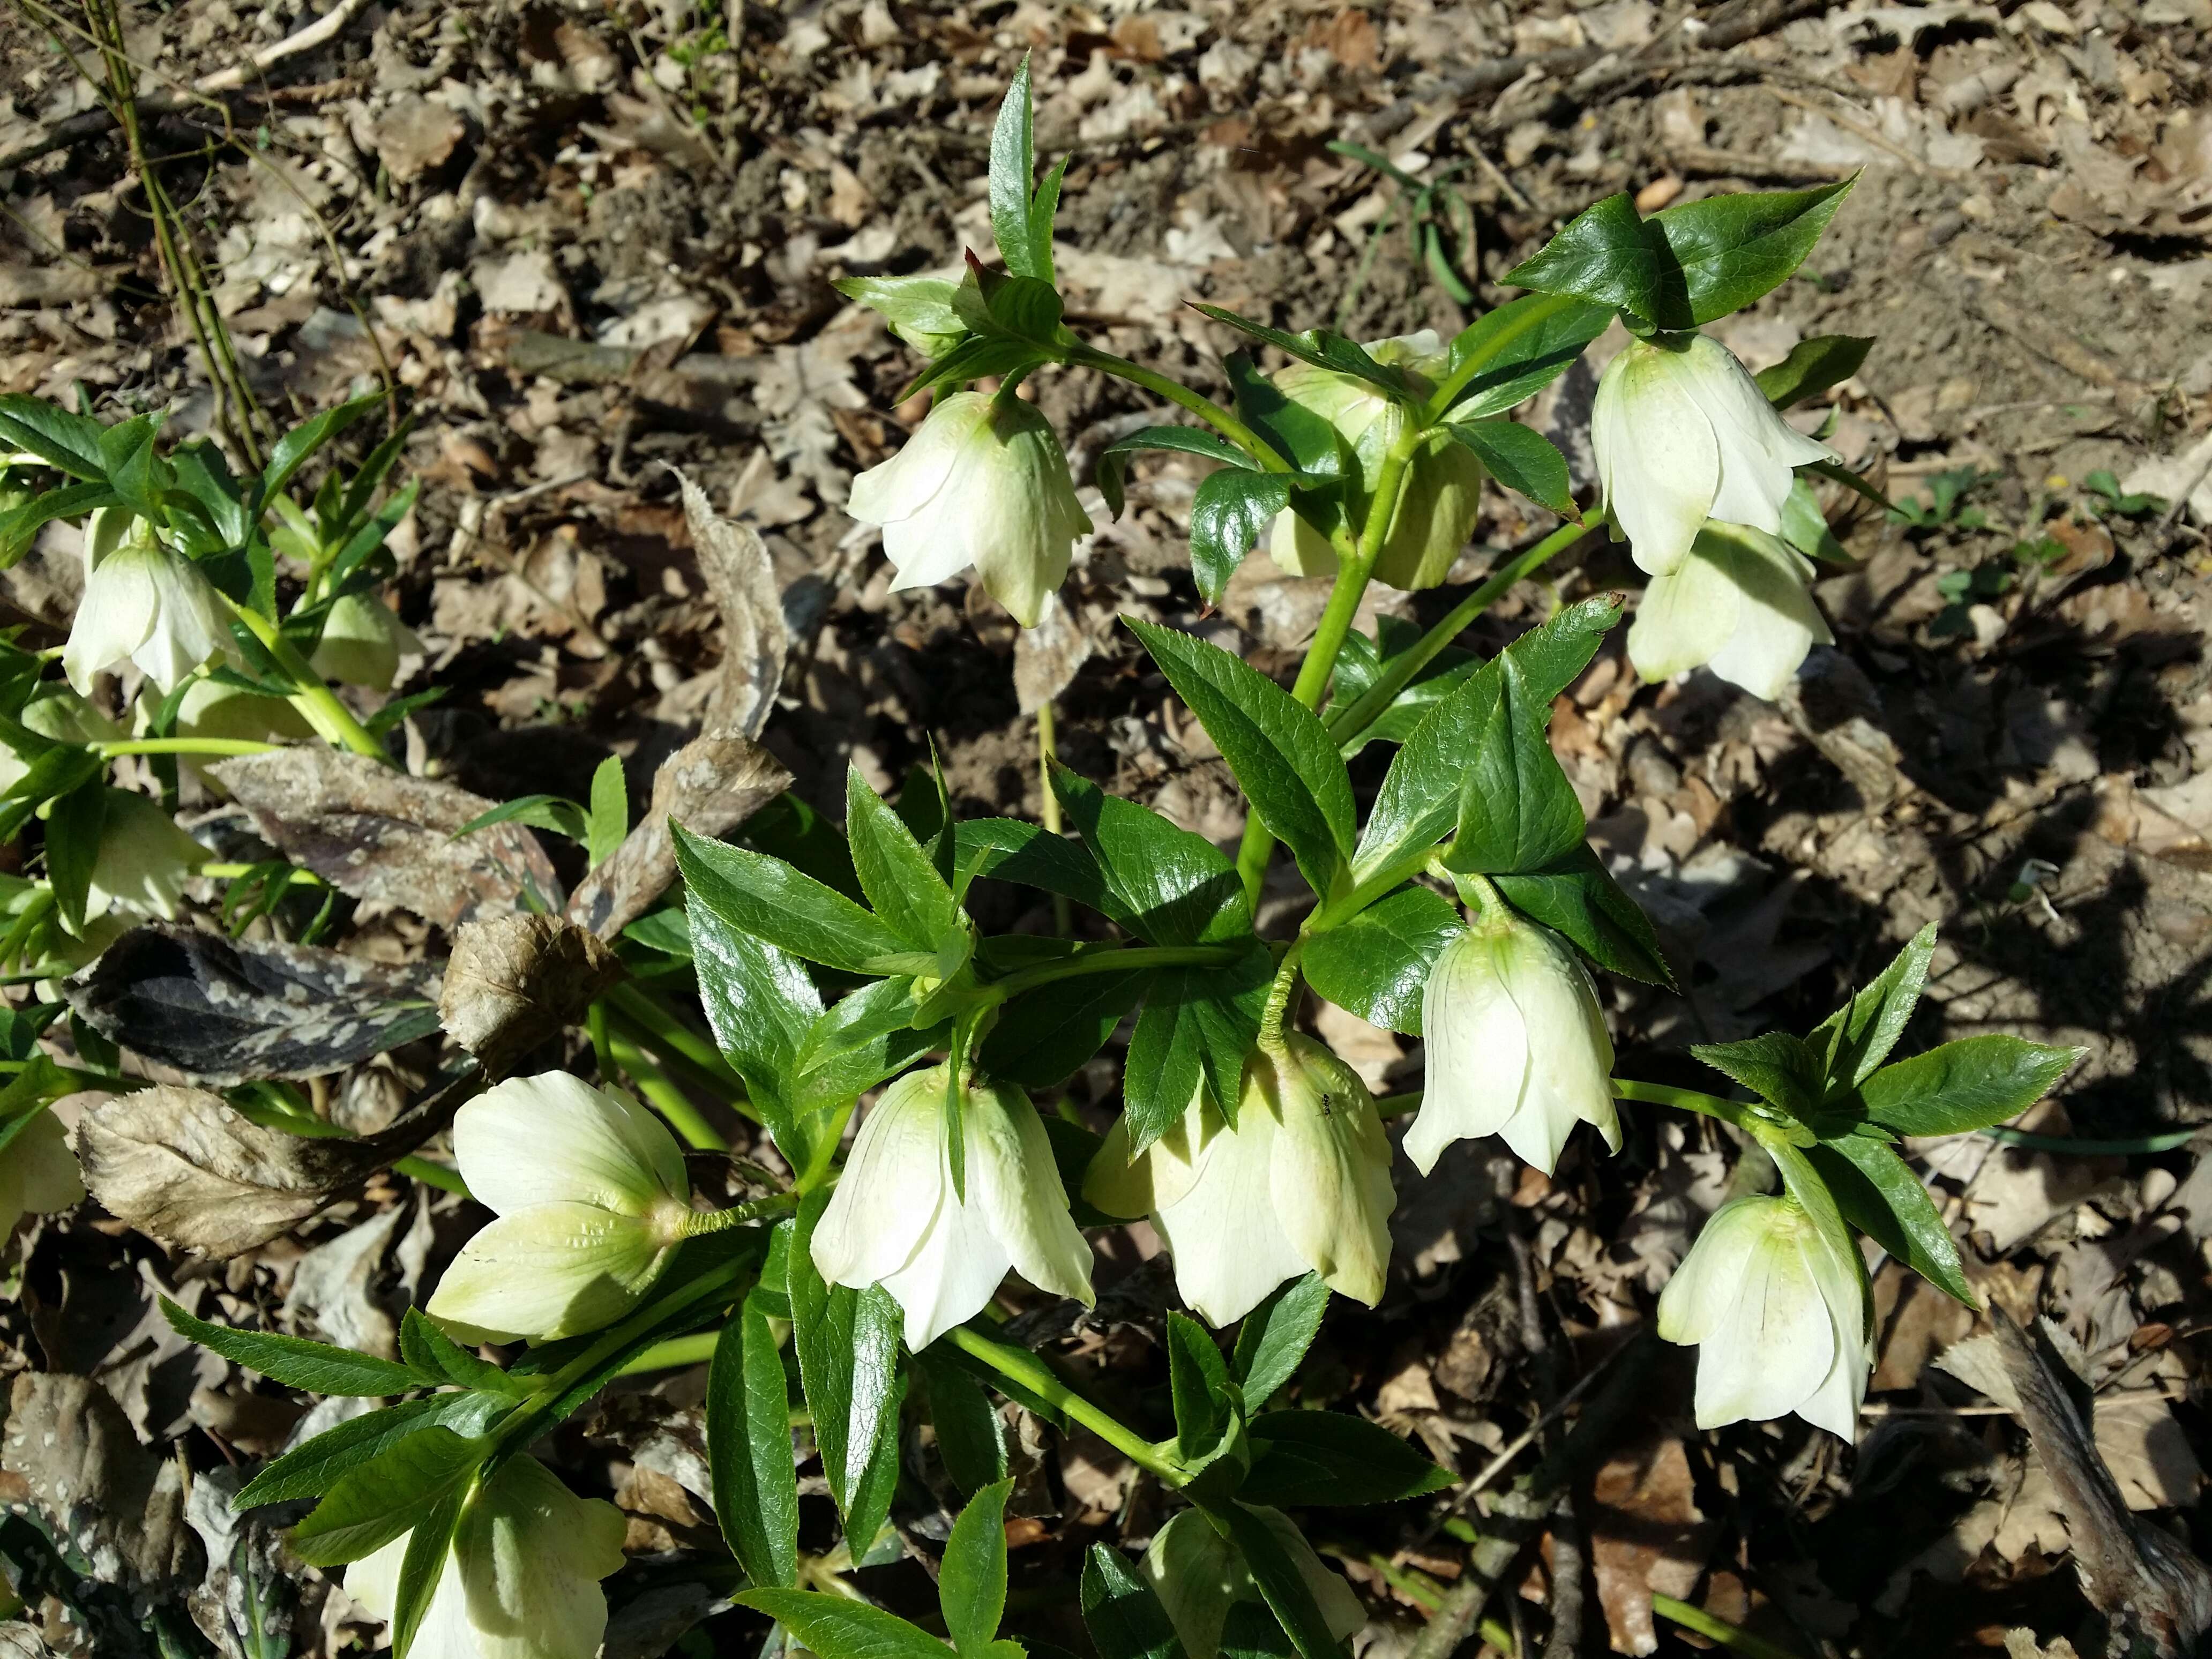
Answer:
(1084, 1092, 1215, 1218)
(1699, 527, 1832, 701)
(879, 1185, 1014, 1350)
(454, 1454, 627, 1659)
(1140, 1509, 1242, 1659)
(1656, 1197, 1776, 1346)
(1679, 337, 1833, 536)
(1266, 509, 1337, 578)
(1596, 344, 1722, 578)
(811, 1067, 946, 1292)
(1407, 929, 1522, 1176)
(63, 539, 160, 694)
(312, 591, 423, 689)
(1154, 1101, 1309, 1327)
(428, 1202, 668, 1343)
(453, 1072, 687, 1219)
(847, 392, 992, 527)
(1626, 535, 1744, 686)
(6, 1109, 84, 1217)
(132, 548, 236, 692)
(85, 791, 207, 924)
(967, 1081, 1095, 1307)
(1267, 1040, 1394, 1307)
(1490, 923, 1618, 1174)
(1686, 1213, 1835, 1429)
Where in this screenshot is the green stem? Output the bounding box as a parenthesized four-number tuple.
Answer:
(1323, 514, 1601, 745)
(606, 1026, 730, 1151)
(96, 737, 283, 759)
(1037, 699, 1071, 935)
(616, 1329, 721, 1376)
(395, 1155, 470, 1196)
(1068, 345, 1289, 472)
(1979, 1125, 2200, 1155)
(1257, 942, 1305, 1053)
(201, 861, 328, 883)
(227, 602, 387, 760)
(607, 982, 746, 1094)
(947, 1324, 1185, 1484)
(1649, 1594, 1809, 1659)
(1611, 1077, 1755, 1131)
(1234, 433, 1421, 907)
(678, 1190, 802, 1236)
(982, 942, 1246, 1006)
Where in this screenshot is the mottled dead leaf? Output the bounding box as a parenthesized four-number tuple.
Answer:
(2, 1373, 201, 1593)
(676, 468, 788, 741)
(442, 913, 623, 1074)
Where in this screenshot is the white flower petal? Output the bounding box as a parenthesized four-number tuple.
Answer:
(848, 393, 991, 527)
(1266, 1038, 1394, 1308)
(131, 548, 237, 692)
(1153, 1095, 1309, 1327)
(84, 791, 206, 924)
(1676, 1202, 1837, 1428)
(1593, 343, 1720, 578)
(877, 1183, 1014, 1350)
(1627, 540, 1744, 685)
(453, 1072, 687, 1219)
(63, 529, 160, 694)
(811, 1067, 947, 1292)
(1655, 1197, 1775, 1346)
(428, 1202, 669, 1343)
(967, 1080, 1095, 1307)
(1409, 929, 1527, 1176)
(1698, 527, 1832, 700)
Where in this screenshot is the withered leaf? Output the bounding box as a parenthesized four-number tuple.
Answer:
(66, 925, 443, 1085)
(677, 468, 789, 742)
(208, 748, 563, 929)
(1013, 589, 1094, 715)
(442, 913, 624, 1074)
(76, 1078, 469, 1259)
(567, 735, 790, 938)
(2, 1373, 202, 1593)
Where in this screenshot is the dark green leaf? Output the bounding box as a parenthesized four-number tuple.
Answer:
(956, 818, 1124, 923)
(95, 414, 162, 513)
(398, 1308, 523, 1394)
(288, 1427, 484, 1566)
(1437, 651, 1587, 878)
(688, 894, 821, 1159)
(791, 977, 940, 1122)
(980, 969, 1154, 1089)
(990, 59, 1044, 281)
(709, 1290, 801, 1589)
(1691, 1032, 1825, 1116)
(1225, 352, 1346, 477)
(1123, 944, 1272, 1153)
(1492, 846, 1672, 986)
(918, 1350, 1008, 1496)
(1167, 1312, 1232, 1458)
(1809, 1138, 1976, 1307)
(390, 1475, 470, 1659)
(1050, 769, 1250, 946)
(1432, 294, 1611, 421)
(1445, 421, 1574, 518)
(738, 1590, 954, 1659)
(1190, 471, 1295, 606)
(1232, 1275, 1329, 1408)
(789, 1193, 905, 1547)
(1192, 306, 1411, 400)
(1754, 335, 1873, 410)
(1081, 1544, 1185, 1659)
(1214, 1504, 1348, 1659)
(848, 766, 964, 952)
(941, 1479, 1013, 1656)
(1809, 922, 1935, 1093)
(1300, 886, 1462, 1035)
(675, 823, 920, 976)
(1220, 1602, 1297, 1659)
(1856, 1036, 2081, 1139)
(1327, 621, 1481, 758)
(1240, 1413, 1453, 1506)
(0, 395, 109, 479)
(263, 393, 381, 505)
(1126, 619, 1355, 900)
(44, 779, 104, 935)
(162, 1296, 423, 1396)
(235, 1394, 506, 1509)
(0, 480, 120, 562)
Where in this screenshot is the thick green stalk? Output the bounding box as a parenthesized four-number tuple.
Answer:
(947, 1324, 1185, 1483)
(606, 1026, 729, 1151)
(227, 603, 387, 760)
(98, 737, 282, 759)
(615, 1330, 721, 1376)
(606, 982, 748, 1096)
(1069, 345, 1288, 471)
(1323, 514, 1602, 745)
(679, 1190, 802, 1236)
(982, 941, 1246, 1006)
(1610, 1077, 1754, 1130)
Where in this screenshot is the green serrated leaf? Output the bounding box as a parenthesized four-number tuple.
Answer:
(709, 1288, 801, 1589)
(848, 765, 964, 953)
(1050, 769, 1251, 946)
(1692, 1031, 1825, 1116)
(1082, 1544, 1186, 1659)
(1810, 922, 1937, 1094)
(235, 1394, 507, 1509)
(675, 823, 917, 976)
(1445, 421, 1574, 518)
(991, 59, 1044, 281)
(918, 1350, 1008, 1496)
(1240, 1413, 1453, 1506)
(1754, 334, 1873, 410)
(738, 1590, 955, 1659)
(288, 1427, 484, 1567)
(1300, 886, 1462, 1035)
(163, 1296, 424, 1397)
(1123, 945, 1272, 1154)
(941, 1479, 1014, 1655)
(1190, 470, 1295, 606)
(1430, 293, 1612, 422)
(1492, 845, 1672, 987)
(1856, 1035, 2082, 1139)
(1808, 1137, 1976, 1307)
(1230, 1275, 1329, 1409)
(586, 756, 627, 869)
(1437, 652, 1587, 878)
(1167, 1312, 1233, 1459)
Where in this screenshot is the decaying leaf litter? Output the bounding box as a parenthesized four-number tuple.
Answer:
(4, 0, 2212, 1654)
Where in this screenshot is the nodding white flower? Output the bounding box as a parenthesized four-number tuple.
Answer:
(1262, 332, 1486, 592)
(1656, 1193, 1871, 1438)
(1139, 1506, 1366, 1659)
(1086, 1037, 1394, 1327)
(811, 1065, 1093, 1350)
(347, 1453, 627, 1659)
(311, 591, 424, 690)
(63, 509, 236, 695)
(1592, 334, 1835, 577)
(83, 791, 207, 927)
(1, 1109, 84, 1243)
(1409, 907, 1618, 1178)
(846, 391, 1092, 629)
(429, 1073, 693, 1344)
(1627, 522, 1833, 701)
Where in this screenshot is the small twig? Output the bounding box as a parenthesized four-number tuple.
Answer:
(1540, 1491, 1585, 1659)
(192, 0, 375, 93)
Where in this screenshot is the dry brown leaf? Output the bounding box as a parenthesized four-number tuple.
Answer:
(210, 749, 563, 929)
(1589, 1436, 1718, 1655)
(567, 736, 791, 938)
(2, 1373, 201, 1593)
(441, 914, 624, 1074)
(1013, 590, 1094, 716)
(676, 468, 788, 741)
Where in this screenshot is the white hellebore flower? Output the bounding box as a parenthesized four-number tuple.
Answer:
(1140, 1506, 1366, 1659)
(1086, 1037, 1394, 1327)
(812, 1065, 1094, 1350)
(1264, 331, 1486, 592)
(83, 790, 208, 926)
(1, 1109, 85, 1242)
(1656, 1192, 1871, 1438)
(846, 390, 1092, 628)
(429, 1072, 693, 1343)
(347, 1453, 627, 1659)
(1592, 334, 1834, 577)
(311, 590, 424, 689)
(63, 507, 236, 695)
(1627, 522, 1833, 701)
(1410, 906, 1619, 1177)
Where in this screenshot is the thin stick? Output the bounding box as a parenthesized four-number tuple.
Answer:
(1037, 697, 1071, 933)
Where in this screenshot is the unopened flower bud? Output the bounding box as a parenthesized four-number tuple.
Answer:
(1626, 522, 1832, 700)
(1656, 1193, 1870, 1438)
(812, 1065, 1094, 1349)
(346, 1453, 627, 1659)
(1087, 1037, 1394, 1327)
(63, 509, 236, 694)
(1592, 333, 1834, 577)
(1139, 1506, 1365, 1659)
(1410, 907, 1618, 1177)
(847, 391, 1092, 628)
(428, 1072, 693, 1343)
(311, 591, 424, 690)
